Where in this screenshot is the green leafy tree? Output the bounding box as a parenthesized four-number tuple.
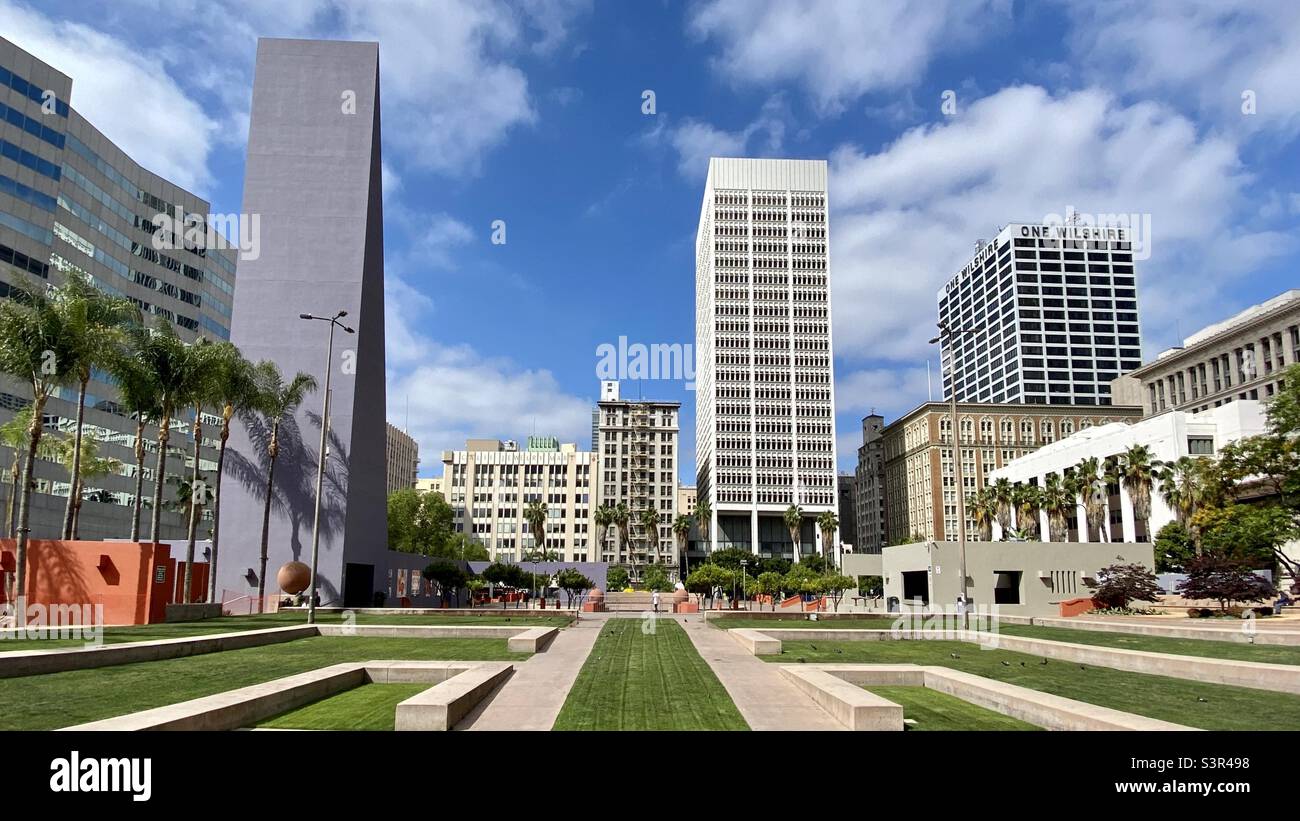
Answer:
(555, 567, 594, 609)
(1196, 504, 1300, 570)
(441, 532, 489, 561)
(707, 547, 754, 572)
(1091, 563, 1162, 610)
(782, 563, 822, 597)
(799, 553, 829, 574)
(754, 571, 783, 610)
(756, 556, 791, 576)
(1153, 521, 1196, 573)
(1, 408, 60, 538)
(641, 564, 672, 592)
(606, 566, 630, 591)
(685, 563, 732, 609)
(1156, 456, 1218, 553)
(820, 573, 856, 611)
(249, 361, 318, 607)
(694, 497, 711, 546)
(422, 560, 468, 607)
(387, 488, 453, 555)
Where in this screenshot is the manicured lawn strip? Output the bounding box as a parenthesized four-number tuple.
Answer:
(998, 624, 1300, 666)
(714, 617, 899, 630)
(0, 636, 527, 730)
(256, 683, 430, 730)
(767, 640, 1300, 731)
(865, 686, 1040, 731)
(0, 612, 570, 650)
(553, 620, 748, 730)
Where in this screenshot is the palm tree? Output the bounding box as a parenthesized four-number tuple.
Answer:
(121, 320, 211, 547)
(1012, 483, 1042, 540)
(1156, 455, 1213, 554)
(816, 510, 838, 567)
(524, 500, 548, 602)
(1040, 473, 1072, 542)
(1, 408, 60, 538)
(251, 362, 318, 608)
(990, 477, 1014, 539)
(783, 503, 803, 563)
(966, 487, 995, 541)
(0, 277, 82, 598)
(178, 337, 224, 602)
(639, 506, 660, 564)
(167, 474, 214, 528)
(672, 514, 693, 576)
(54, 275, 138, 538)
(694, 496, 712, 550)
(593, 503, 614, 557)
(1120, 444, 1156, 540)
(106, 346, 162, 542)
(55, 433, 122, 539)
(202, 345, 258, 603)
(612, 500, 631, 579)
(1075, 456, 1109, 542)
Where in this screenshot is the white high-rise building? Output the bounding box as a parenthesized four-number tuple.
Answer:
(937, 223, 1144, 406)
(694, 157, 838, 560)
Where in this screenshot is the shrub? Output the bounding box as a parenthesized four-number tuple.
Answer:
(1176, 555, 1275, 611)
(1092, 563, 1162, 610)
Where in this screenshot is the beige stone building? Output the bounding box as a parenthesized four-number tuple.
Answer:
(875, 401, 1143, 545)
(677, 484, 697, 517)
(595, 383, 680, 575)
(385, 423, 419, 494)
(440, 438, 595, 563)
(1111, 289, 1300, 415)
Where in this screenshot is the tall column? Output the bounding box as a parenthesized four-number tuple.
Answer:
(1119, 484, 1137, 543)
(1076, 498, 1090, 542)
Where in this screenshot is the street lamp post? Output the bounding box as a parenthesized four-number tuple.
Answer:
(299, 311, 355, 625)
(929, 321, 974, 624)
(739, 559, 749, 611)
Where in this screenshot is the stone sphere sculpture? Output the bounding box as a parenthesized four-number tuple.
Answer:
(589, 587, 605, 601)
(277, 561, 311, 595)
(672, 588, 689, 604)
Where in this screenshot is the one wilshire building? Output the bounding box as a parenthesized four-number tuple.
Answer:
(937, 223, 1143, 405)
(694, 158, 838, 560)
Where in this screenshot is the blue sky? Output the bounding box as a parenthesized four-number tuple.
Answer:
(8, 0, 1300, 482)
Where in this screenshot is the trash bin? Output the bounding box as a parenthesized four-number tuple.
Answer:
(887, 596, 900, 613)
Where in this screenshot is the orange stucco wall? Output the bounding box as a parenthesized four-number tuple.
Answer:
(0, 540, 199, 625)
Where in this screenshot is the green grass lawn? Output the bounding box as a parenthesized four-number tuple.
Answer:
(0, 611, 571, 651)
(255, 683, 431, 731)
(0, 636, 528, 730)
(714, 617, 900, 630)
(553, 620, 748, 730)
(999, 624, 1300, 665)
(766, 639, 1300, 731)
(866, 686, 1040, 731)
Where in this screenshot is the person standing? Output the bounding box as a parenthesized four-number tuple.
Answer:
(652, 589, 660, 614)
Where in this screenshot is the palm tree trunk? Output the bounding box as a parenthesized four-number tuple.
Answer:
(182, 408, 202, 604)
(6, 459, 18, 538)
(70, 481, 81, 539)
(13, 393, 49, 604)
(61, 377, 88, 539)
(256, 426, 279, 612)
(150, 414, 171, 544)
(206, 421, 229, 604)
(130, 419, 145, 541)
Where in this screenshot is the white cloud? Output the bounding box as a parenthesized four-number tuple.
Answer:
(2, 0, 219, 192)
(384, 273, 591, 469)
(647, 95, 789, 178)
(1063, 0, 1300, 138)
(826, 85, 1296, 371)
(688, 0, 1009, 115)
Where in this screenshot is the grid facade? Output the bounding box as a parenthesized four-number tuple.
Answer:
(385, 423, 418, 494)
(695, 158, 838, 558)
(0, 37, 238, 540)
(937, 223, 1144, 406)
(441, 440, 595, 563)
(596, 399, 680, 572)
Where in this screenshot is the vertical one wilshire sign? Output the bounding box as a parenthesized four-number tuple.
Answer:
(216, 39, 388, 608)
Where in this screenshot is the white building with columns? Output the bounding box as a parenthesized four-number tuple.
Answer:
(987, 401, 1267, 542)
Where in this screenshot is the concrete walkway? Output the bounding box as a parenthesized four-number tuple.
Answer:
(679, 616, 843, 731)
(456, 615, 605, 730)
